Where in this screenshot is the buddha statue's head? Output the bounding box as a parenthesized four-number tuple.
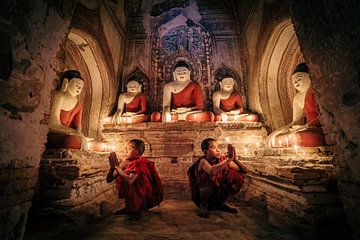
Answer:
(173, 61, 191, 83)
(60, 70, 84, 97)
(292, 63, 311, 92)
(126, 80, 142, 93)
(219, 76, 235, 92)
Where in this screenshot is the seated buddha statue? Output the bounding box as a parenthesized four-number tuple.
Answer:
(47, 70, 88, 150)
(112, 80, 148, 124)
(266, 63, 325, 148)
(151, 61, 214, 122)
(213, 76, 258, 122)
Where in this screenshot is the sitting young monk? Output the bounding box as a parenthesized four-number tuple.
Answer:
(187, 138, 247, 218)
(151, 61, 214, 122)
(113, 80, 148, 124)
(213, 76, 258, 122)
(106, 139, 163, 219)
(266, 63, 325, 148)
(47, 70, 88, 150)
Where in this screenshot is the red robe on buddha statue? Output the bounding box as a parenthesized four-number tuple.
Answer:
(273, 87, 325, 148)
(214, 91, 258, 122)
(123, 93, 148, 123)
(46, 102, 82, 149)
(151, 82, 214, 122)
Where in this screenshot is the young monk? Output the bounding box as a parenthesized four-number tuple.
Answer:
(106, 139, 163, 219)
(187, 138, 247, 218)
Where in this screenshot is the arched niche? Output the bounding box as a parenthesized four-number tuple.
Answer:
(150, 14, 214, 111)
(214, 64, 247, 110)
(64, 29, 112, 138)
(257, 18, 304, 130)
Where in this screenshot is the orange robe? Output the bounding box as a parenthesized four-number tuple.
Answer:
(125, 93, 147, 114)
(46, 102, 82, 149)
(220, 91, 244, 112)
(171, 82, 204, 110)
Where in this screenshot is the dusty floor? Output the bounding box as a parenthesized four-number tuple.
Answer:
(25, 198, 352, 239)
(25, 199, 306, 240)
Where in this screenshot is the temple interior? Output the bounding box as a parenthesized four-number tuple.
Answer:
(1, 0, 360, 239)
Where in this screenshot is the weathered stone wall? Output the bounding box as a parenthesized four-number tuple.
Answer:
(289, 1, 360, 237)
(102, 122, 267, 199)
(37, 150, 119, 224)
(0, 1, 75, 239)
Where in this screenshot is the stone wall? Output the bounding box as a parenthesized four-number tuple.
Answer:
(36, 150, 119, 225)
(289, 1, 360, 237)
(0, 1, 74, 239)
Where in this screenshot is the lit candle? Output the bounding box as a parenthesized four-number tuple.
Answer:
(256, 142, 260, 149)
(165, 114, 171, 122)
(226, 137, 230, 144)
(104, 117, 111, 124)
(87, 142, 92, 151)
(102, 143, 106, 152)
(278, 140, 282, 147)
(293, 144, 299, 154)
(111, 143, 116, 152)
(244, 148, 248, 156)
(285, 137, 289, 147)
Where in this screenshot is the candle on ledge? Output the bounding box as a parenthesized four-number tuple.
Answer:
(226, 137, 230, 144)
(87, 142, 92, 151)
(111, 143, 116, 152)
(243, 148, 248, 156)
(104, 117, 112, 125)
(293, 144, 299, 154)
(165, 114, 172, 122)
(256, 142, 260, 149)
(285, 137, 289, 147)
(278, 140, 282, 147)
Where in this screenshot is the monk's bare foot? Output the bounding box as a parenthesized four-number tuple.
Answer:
(217, 203, 238, 214)
(198, 206, 209, 218)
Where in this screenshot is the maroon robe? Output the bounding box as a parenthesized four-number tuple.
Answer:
(187, 156, 244, 207)
(116, 156, 163, 213)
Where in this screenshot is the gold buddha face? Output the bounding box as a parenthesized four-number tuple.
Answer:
(220, 77, 235, 91)
(173, 67, 190, 82)
(292, 72, 311, 92)
(67, 78, 84, 96)
(127, 80, 141, 93)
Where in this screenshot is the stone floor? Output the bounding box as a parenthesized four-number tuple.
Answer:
(25, 199, 303, 240)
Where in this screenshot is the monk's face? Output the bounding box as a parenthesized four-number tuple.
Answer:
(67, 78, 84, 96)
(127, 80, 141, 93)
(204, 141, 221, 159)
(220, 77, 234, 91)
(173, 67, 190, 82)
(125, 142, 140, 160)
(291, 72, 311, 92)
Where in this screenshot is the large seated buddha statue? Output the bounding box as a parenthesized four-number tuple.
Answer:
(266, 63, 325, 148)
(47, 70, 88, 150)
(112, 79, 148, 124)
(213, 76, 258, 122)
(151, 61, 214, 122)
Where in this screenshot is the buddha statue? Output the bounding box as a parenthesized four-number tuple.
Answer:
(213, 76, 258, 122)
(266, 63, 325, 148)
(113, 80, 148, 124)
(151, 61, 214, 122)
(47, 70, 88, 150)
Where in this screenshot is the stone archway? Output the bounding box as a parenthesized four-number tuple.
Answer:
(65, 29, 112, 138)
(257, 18, 303, 130)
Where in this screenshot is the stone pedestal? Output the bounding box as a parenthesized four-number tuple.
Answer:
(241, 147, 347, 234)
(37, 149, 120, 224)
(102, 121, 267, 199)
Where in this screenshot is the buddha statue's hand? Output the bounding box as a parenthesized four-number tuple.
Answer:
(77, 131, 88, 151)
(228, 109, 241, 115)
(122, 112, 136, 117)
(173, 107, 191, 113)
(113, 111, 121, 124)
(221, 112, 228, 122)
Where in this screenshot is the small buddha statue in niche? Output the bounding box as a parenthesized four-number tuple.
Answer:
(113, 79, 148, 124)
(47, 70, 88, 150)
(151, 61, 214, 122)
(213, 76, 258, 122)
(266, 63, 325, 148)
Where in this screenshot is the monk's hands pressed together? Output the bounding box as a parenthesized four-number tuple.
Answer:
(227, 143, 236, 161)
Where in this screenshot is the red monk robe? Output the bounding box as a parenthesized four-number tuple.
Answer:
(171, 82, 204, 109)
(125, 93, 147, 114)
(273, 87, 325, 147)
(187, 156, 244, 208)
(46, 102, 82, 149)
(116, 156, 163, 213)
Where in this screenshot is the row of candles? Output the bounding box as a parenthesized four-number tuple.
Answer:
(87, 141, 116, 152)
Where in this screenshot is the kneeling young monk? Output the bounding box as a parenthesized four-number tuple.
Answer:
(188, 138, 247, 218)
(107, 139, 163, 219)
